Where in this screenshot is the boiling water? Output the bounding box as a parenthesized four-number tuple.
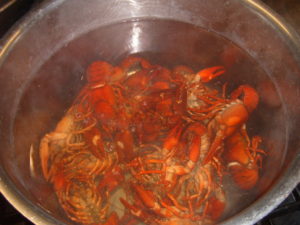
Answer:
(13, 19, 287, 224)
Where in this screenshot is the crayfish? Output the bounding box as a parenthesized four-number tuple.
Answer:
(39, 56, 266, 225)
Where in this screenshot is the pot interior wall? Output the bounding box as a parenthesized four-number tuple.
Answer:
(3, 19, 288, 222)
(0, 0, 300, 225)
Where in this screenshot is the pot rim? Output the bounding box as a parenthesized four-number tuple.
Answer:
(0, 1, 299, 225)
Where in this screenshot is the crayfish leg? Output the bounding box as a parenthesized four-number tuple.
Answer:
(101, 212, 119, 225)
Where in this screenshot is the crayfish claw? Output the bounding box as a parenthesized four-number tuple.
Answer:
(197, 66, 226, 83)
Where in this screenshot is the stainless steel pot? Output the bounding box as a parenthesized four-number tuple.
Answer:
(0, 0, 300, 224)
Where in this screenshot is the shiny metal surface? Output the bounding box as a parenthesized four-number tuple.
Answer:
(262, 0, 300, 34)
(0, 0, 300, 225)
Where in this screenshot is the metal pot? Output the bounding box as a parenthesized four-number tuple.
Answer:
(0, 0, 300, 224)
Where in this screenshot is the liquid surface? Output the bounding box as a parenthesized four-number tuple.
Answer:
(12, 19, 286, 225)
(38, 56, 267, 225)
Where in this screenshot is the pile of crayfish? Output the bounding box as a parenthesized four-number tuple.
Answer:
(39, 56, 266, 225)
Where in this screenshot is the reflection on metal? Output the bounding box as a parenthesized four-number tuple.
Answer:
(127, 0, 142, 14)
(0, 0, 17, 13)
(29, 144, 36, 178)
(0, 29, 21, 58)
(130, 23, 142, 53)
(246, 0, 292, 38)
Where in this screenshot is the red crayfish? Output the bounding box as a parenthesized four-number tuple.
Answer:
(39, 56, 266, 225)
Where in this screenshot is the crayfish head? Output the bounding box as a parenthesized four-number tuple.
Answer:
(120, 56, 152, 75)
(86, 61, 114, 83)
(229, 164, 259, 190)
